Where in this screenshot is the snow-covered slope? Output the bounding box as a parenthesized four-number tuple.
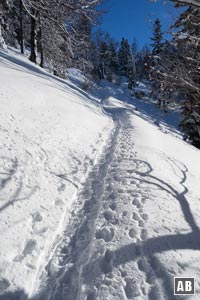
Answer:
(74, 97, 200, 300)
(0, 49, 113, 297)
(128, 107, 200, 299)
(1, 49, 200, 300)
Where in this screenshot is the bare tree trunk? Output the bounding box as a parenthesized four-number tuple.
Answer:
(0, 24, 3, 48)
(0, 0, 6, 48)
(29, 10, 36, 63)
(39, 28, 44, 67)
(19, 0, 24, 54)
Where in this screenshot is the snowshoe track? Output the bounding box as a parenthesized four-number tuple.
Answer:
(33, 107, 161, 300)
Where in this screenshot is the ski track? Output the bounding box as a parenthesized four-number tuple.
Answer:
(31, 106, 172, 300)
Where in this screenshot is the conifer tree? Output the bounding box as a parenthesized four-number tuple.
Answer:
(99, 41, 108, 79)
(163, 5, 200, 147)
(107, 41, 118, 73)
(118, 37, 137, 88)
(127, 37, 137, 89)
(127, 53, 136, 89)
(118, 38, 131, 74)
(132, 37, 137, 59)
(91, 31, 119, 81)
(136, 45, 151, 80)
(149, 18, 164, 106)
(151, 18, 163, 55)
(152, 1, 200, 147)
(0, 0, 9, 48)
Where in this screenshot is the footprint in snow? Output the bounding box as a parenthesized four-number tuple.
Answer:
(120, 268, 128, 277)
(112, 174, 120, 182)
(14, 239, 37, 262)
(86, 291, 96, 300)
(32, 211, 43, 222)
(106, 183, 115, 192)
(122, 211, 128, 217)
(127, 169, 134, 174)
(117, 158, 123, 163)
(130, 180, 137, 185)
(57, 183, 66, 192)
(0, 278, 10, 292)
(128, 228, 137, 239)
(118, 188, 124, 194)
(132, 198, 142, 208)
(103, 210, 119, 225)
(141, 197, 147, 204)
(96, 227, 114, 242)
(137, 258, 151, 273)
(132, 212, 141, 222)
(104, 210, 114, 221)
(22, 239, 37, 256)
(91, 147, 97, 154)
(124, 278, 141, 299)
(108, 191, 118, 200)
(55, 198, 65, 207)
(141, 213, 148, 221)
(138, 220, 145, 228)
(140, 229, 148, 241)
(101, 249, 114, 274)
(109, 202, 117, 211)
(131, 192, 142, 198)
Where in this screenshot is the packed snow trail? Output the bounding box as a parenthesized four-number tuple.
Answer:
(31, 97, 200, 300)
(31, 106, 123, 299)
(30, 104, 149, 300)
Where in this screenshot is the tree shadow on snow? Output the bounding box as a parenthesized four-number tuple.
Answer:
(0, 290, 28, 300)
(9, 155, 200, 300)
(0, 156, 38, 213)
(85, 156, 200, 299)
(128, 156, 199, 232)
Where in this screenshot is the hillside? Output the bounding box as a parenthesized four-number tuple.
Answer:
(0, 49, 200, 300)
(0, 49, 113, 298)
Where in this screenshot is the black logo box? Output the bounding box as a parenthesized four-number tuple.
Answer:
(174, 277, 195, 295)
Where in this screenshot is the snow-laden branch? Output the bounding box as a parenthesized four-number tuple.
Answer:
(176, 0, 200, 7)
(21, 0, 36, 19)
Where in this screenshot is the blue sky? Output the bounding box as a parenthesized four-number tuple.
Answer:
(96, 0, 181, 48)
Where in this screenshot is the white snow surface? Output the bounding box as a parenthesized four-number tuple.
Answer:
(0, 49, 200, 300)
(0, 49, 113, 297)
